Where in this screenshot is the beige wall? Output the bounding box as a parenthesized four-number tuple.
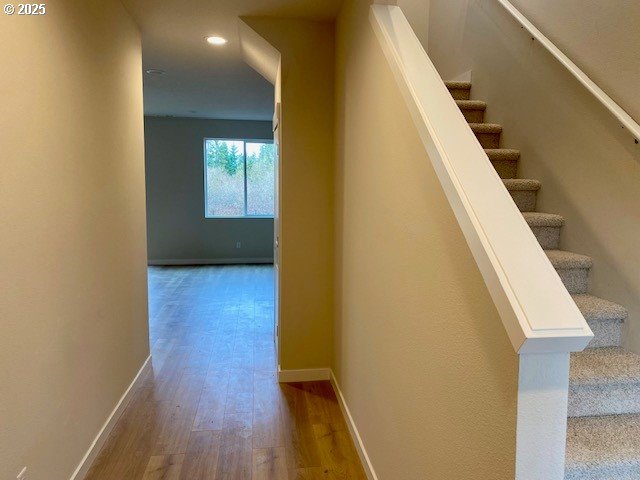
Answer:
(508, 0, 640, 122)
(397, 0, 430, 48)
(333, 1, 519, 478)
(426, 0, 473, 81)
(241, 18, 336, 370)
(144, 116, 274, 263)
(0, 2, 149, 479)
(428, 0, 640, 355)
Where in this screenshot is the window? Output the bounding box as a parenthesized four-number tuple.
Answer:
(204, 138, 276, 218)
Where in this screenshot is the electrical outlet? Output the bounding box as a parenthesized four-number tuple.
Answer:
(17, 467, 27, 480)
(236, 241, 241, 249)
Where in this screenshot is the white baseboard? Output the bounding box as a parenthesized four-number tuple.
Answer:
(148, 258, 273, 266)
(69, 355, 152, 480)
(68, 360, 374, 479)
(277, 366, 378, 480)
(330, 371, 378, 480)
(277, 366, 331, 383)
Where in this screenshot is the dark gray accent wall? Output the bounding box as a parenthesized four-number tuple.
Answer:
(144, 116, 274, 263)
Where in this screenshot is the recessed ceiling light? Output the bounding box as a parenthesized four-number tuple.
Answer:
(205, 36, 227, 46)
(145, 69, 165, 75)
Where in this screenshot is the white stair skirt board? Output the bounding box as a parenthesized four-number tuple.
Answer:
(69, 356, 152, 480)
(148, 258, 273, 266)
(330, 371, 379, 480)
(277, 367, 331, 383)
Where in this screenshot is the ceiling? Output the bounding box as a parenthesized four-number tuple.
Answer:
(122, 0, 343, 121)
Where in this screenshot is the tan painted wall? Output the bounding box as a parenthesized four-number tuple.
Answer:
(333, 1, 519, 478)
(508, 0, 640, 122)
(397, 0, 430, 48)
(241, 18, 335, 370)
(0, 2, 149, 478)
(428, 0, 640, 354)
(428, 0, 640, 120)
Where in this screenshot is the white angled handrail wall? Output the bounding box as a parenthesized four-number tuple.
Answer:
(497, 0, 640, 144)
(369, 5, 593, 355)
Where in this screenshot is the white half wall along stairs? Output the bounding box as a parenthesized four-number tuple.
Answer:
(371, 4, 640, 479)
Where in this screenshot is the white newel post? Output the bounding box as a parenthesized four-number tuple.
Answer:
(516, 353, 571, 480)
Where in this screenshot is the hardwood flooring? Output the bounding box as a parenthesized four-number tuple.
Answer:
(85, 265, 366, 480)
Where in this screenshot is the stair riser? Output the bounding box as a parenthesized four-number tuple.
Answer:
(508, 190, 537, 212)
(460, 108, 484, 123)
(530, 226, 561, 249)
(491, 160, 517, 179)
(448, 87, 470, 100)
(556, 268, 589, 294)
(569, 383, 640, 417)
(586, 319, 623, 348)
(474, 132, 500, 149)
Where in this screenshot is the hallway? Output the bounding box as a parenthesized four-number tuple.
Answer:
(85, 266, 365, 479)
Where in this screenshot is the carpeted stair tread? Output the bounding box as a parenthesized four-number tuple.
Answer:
(572, 295, 626, 349)
(470, 122, 502, 133)
(485, 148, 520, 161)
(522, 212, 564, 227)
(566, 414, 640, 479)
(573, 294, 628, 323)
(503, 178, 541, 191)
(445, 81, 471, 100)
(456, 100, 487, 110)
(485, 149, 519, 179)
(445, 81, 472, 90)
(571, 348, 640, 387)
(569, 349, 640, 417)
(524, 212, 564, 249)
(545, 249, 593, 269)
(457, 100, 486, 122)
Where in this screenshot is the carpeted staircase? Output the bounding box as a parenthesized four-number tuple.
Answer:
(446, 81, 640, 480)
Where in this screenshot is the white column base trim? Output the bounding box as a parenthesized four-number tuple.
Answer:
(148, 258, 273, 266)
(330, 371, 379, 480)
(277, 366, 331, 383)
(69, 355, 152, 480)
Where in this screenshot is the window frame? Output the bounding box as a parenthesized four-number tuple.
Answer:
(203, 137, 276, 219)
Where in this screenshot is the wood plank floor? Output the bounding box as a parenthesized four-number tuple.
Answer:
(85, 265, 366, 480)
